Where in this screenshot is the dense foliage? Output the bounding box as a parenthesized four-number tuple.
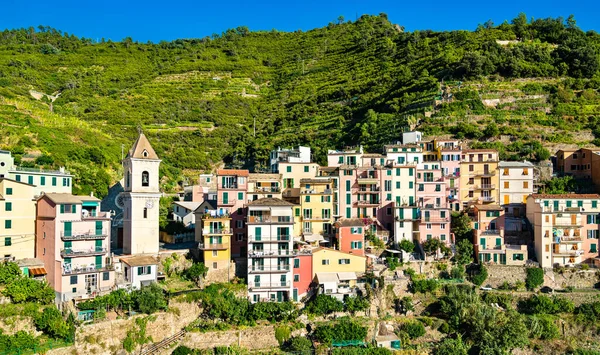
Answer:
(468, 263, 488, 286)
(313, 318, 368, 344)
(77, 284, 167, 314)
(0, 14, 598, 194)
(0, 262, 54, 304)
(525, 267, 545, 290)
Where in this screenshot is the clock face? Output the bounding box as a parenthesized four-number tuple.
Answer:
(145, 200, 154, 209)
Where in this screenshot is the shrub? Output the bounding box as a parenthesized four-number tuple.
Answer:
(184, 262, 209, 283)
(469, 264, 488, 286)
(386, 257, 400, 271)
(435, 334, 469, 355)
(402, 321, 425, 339)
(344, 295, 370, 314)
(526, 315, 560, 340)
(285, 336, 312, 353)
(526, 268, 544, 290)
(135, 283, 168, 314)
(305, 294, 344, 316)
(172, 345, 196, 355)
(274, 326, 291, 346)
(3, 277, 55, 304)
(399, 240, 415, 253)
(394, 296, 414, 315)
(0, 262, 22, 284)
(404, 268, 416, 279)
(518, 295, 574, 315)
(411, 278, 440, 293)
(34, 307, 71, 340)
(313, 318, 367, 343)
(450, 266, 465, 279)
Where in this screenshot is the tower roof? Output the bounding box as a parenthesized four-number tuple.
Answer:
(127, 132, 159, 160)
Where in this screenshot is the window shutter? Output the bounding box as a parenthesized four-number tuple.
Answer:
(137, 267, 142, 275)
(72, 205, 76, 213)
(60, 204, 65, 213)
(358, 241, 363, 249)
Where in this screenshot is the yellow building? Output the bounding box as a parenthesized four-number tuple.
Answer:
(459, 149, 500, 208)
(0, 178, 35, 260)
(311, 247, 366, 275)
(280, 162, 320, 204)
(247, 173, 283, 202)
(195, 212, 232, 275)
(297, 177, 334, 243)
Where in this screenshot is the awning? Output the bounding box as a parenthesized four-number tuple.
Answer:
(385, 249, 401, 254)
(315, 272, 339, 284)
(28, 267, 47, 277)
(337, 272, 357, 281)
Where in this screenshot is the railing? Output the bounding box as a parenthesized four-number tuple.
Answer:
(480, 245, 503, 251)
(61, 247, 107, 258)
(219, 184, 239, 189)
(253, 187, 281, 193)
(202, 228, 232, 235)
(199, 212, 231, 219)
(552, 250, 584, 257)
(62, 265, 112, 275)
(423, 217, 450, 223)
(248, 265, 290, 272)
(355, 200, 380, 206)
(82, 211, 111, 219)
(481, 230, 501, 235)
(303, 215, 331, 221)
(249, 250, 295, 257)
(61, 230, 108, 241)
(475, 184, 495, 190)
(553, 222, 583, 228)
(247, 215, 292, 223)
(554, 236, 583, 243)
(248, 235, 291, 242)
(303, 229, 314, 234)
(249, 281, 291, 289)
(301, 189, 333, 195)
(481, 196, 495, 202)
(13, 166, 70, 175)
(356, 187, 380, 193)
(471, 171, 496, 177)
(198, 243, 228, 250)
(219, 199, 237, 206)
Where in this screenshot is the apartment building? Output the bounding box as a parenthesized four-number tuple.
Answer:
(171, 201, 201, 228)
(472, 204, 528, 265)
(459, 149, 500, 207)
(270, 146, 311, 173)
(182, 173, 216, 202)
(247, 173, 282, 202)
(435, 139, 462, 211)
(384, 144, 423, 166)
(297, 177, 334, 243)
(333, 219, 366, 256)
(292, 248, 313, 302)
(312, 247, 366, 301)
(556, 148, 600, 192)
(36, 193, 114, 302)
(416, 163, 452, 245)
(279, 162, 320, 205)
(216, 169, 249, 257)
(0, 178, 35, 260)
(526, 194, 600, 268)
(327, 147, 364, 168)
(499, 161, 534, 232)
(246, 198, 295, 303)
(0, 150, 73, 196)
(195, 211, 232, 277)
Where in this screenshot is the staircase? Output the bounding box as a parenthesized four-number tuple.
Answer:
(140, 329, 186, 355)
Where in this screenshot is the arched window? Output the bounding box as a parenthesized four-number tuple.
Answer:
(142, 171, 149, 187)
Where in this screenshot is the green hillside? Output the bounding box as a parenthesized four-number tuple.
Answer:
(0, 14, 599, 196)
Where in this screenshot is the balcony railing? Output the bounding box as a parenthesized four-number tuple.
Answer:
(248, 235, 291, 242)
(480, 245, 503, 251)
(198, 243, 228, 250)
(423, 217, 450, 223)
(301, 189, 332, 195)
(202, 228, 233, 235)
(553, 222, 583, 228)
(254, 187, 281, 193)
(552, 250, 584, 257)
(248, 265, 290, 272)
(61, 247, 107, 258)
(474, 184, 495, 190)
(247, 215, 292, 224)
(13, 166, 70, 175)
(61, 230, 108, 241)
(553, 236, 583, 243)
(356, 187, 380, 193)
(471, 171, 496, 177)
(481, 196, 495, 202)
(219, 199, 237, 206)
(199, 212, 231, 219)
(355, 200, 380, 207)
(303, 215, 331, 221)
(62, 265, 112, 275)
(220, 183, 239, 189)
(249, 250, 295, 257)
(481, 230, 501, 235)
(249, 281, 291, 289)
(81, 211, 111, 219)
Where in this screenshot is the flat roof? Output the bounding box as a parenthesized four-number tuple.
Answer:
(474, 204, 504, 211)
(120, 255, 158, 267)
(247, 197, 294, 206)
(40, 193, 100, 204)
(173, 201, 202, 211)
(216, 169, 249, 177)
(530, 194, 600, 199)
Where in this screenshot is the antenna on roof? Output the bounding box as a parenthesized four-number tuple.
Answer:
(137, 125, 143, 135)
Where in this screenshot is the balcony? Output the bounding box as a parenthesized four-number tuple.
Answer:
(474, 184, 495, 190)
(479, 245, 504, 251)
(357, 176, 379, 184)
(248, 235, 291, 242)
(356, 186, 380, 194)
(303, 215, 331, 221)
(301, 189, 332, 195)
(481, 196, 496, 203)
(199, 212, 231, 220)
(202, 228, 233, 235)
(61, 247, 107, 258)
(481, 230, 501, 235)
(254, 186, 281, 193)
(198, 243, 228, 250)
(248, 281, 291, 289)
(249, 249, 295, 257)
(61, 230, 108, 241)
(81, 211, 111, 219)
(220, 183, 239, 190)
(13, 166, 70, 175)
(248, 265, 290, 273)
(422, 217, 450, 223)
(553, 236, 583, 244)
(552, 250, 584, 257)
(62, 264, 112, 276)
(219, 199, 237, 206)
(355, 200, 380, 207)
(247, 215, 293, 224)
(553, 222, 583, 228)
(471, 171, 496, 177)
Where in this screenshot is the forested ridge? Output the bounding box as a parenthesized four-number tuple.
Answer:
(0, 13, 599, 195)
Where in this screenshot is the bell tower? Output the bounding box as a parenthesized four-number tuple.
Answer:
(122, 131, 161, 255)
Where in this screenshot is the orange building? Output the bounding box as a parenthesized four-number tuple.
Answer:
(333, 219, 365, 256)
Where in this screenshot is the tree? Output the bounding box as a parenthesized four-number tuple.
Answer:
(451, 213, 473, 242)
(454, 239, 473, 265)
(394, 296, 414, 315)
(3, 277, 55, 304)
(401, 321, 425, 339)
(512, 13, 528, 39)
(422, 238, 450, 259)
(0, 262, 22, 284)
(525, 268, 544, 290)
(35, 307, 71, 340)
(285, 336, 312, 353)
(344, 295, 370, 314)
(184, 262, 209, 285)
(483, 122, 499, 138)
(435, 335, 469, 355)
(135, 284, 167, 314)
(305, 294, 344, 316)
(469, 263, 488, 286)
(398, 240, 415, 253)
(337, 15, 345, 25)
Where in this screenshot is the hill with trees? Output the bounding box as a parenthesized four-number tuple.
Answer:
(0, 13, 598, 195)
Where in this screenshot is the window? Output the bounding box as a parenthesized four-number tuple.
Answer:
(305, 196, 310, 203)
(409, 182, 413, 189)
(592, 244, 598, 253)
(503, 168, 509, 175)
(294, 259, 300, 268)
(578, 200, 583, 208)
(338, 156, 343, 163)
(5, 188, 12, 195)
(212, 250, 218, 257)
(427, 234, 432, 240)
(39, 176, 45, 186)
(294, 275, 299, 282)
(396, 181, 400, 189)
(503, 182, 509, 189)
(5, 202, 11, 212)
(523, 168, 529, 175)
(513, 254, 524, 261)
(4, 220, 11, 229)
(142, 171, 149, 187)
(103, 272, 110, 281)
(28, 176, 34, 185)
(70, 275, 77, 285)
(441, 224, 446, 229)
(286, 166, 292, 173)
(236, 233, 244, 241)
(236, 220, 243, 228)
(409, 169, 413, 176)
(213, 262, 218, 269)
(426, 224, 432, 230)
(523, 181, 529, 188)
(52, 177, 57, 186)
(238, 192, 243, 200)
(351, 241, 363, 249)
(295, 208, 300, 217)
(4, 237, 11, 246)
(441, 234, 446, 241)
(346, 207, 351, 218)
(304, 166, 309, 173)
(143, 208, 148, 219)
(15, 175, 20, 182)
(338, 259, 350, 265)
(137, 266, 152, 275)
(322, 259, 330, 265)
(469, 165, 474, 172)
(386, 207, 392, 215)
(345, 180, 351, 191)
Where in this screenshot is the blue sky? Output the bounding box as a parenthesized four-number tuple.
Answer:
(1, 0, 598, 42)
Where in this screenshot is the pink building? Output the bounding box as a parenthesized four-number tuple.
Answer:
(36, 193, 114, 303)
(334, 219, 366, 256)
(216, 169, 249, 257)
(292, 251, 313, 301)
(436, 140, 462, 212)
(416, 163, 452, 244)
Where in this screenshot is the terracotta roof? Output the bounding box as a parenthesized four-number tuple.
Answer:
(312, 247, 366, 258)
(247, 197, 294, 206)
(120, 255, 158, 267)
(473, 204, 504, 211)
(334, 218, 365, 228)
(127, 132, 159, 160)
(28, 267, 47, 277)
(40, 193, 100, 204)
(248, 173, 281, 181)
(300, 177, 332, 184)
(463, 149, 498, 153)
(217, 169, 249, 177)
(530, 194, 600, 199)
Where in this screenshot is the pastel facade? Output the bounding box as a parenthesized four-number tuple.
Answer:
(171, 201, 201, 228)
(247, 173, 282, 202)
(416, 163, 451, 244)
(298, 177, 334, 242)
(527, 194, 600, 268)
(499, 161, 534, 232)
(459, 150, 500, 207)
(334, 219, 366, 256)
(292, 251, 313, 301)
(0, 179, 35, 260)
(36, 194, 114, 302)
(435, 139, 462, 211)
(311, 248, 366, 275)
(195, 213, 232, 274)
(270, 146, 311, 173)
(472, 205, 527, 265)
(119, 255, 158, 290)
(246, 198, 295, 303)
(280, 162, 320, 204)
(217, 169, 249, 257)
(556, 148, 600, 192)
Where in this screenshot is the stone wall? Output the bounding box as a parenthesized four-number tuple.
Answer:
(178, 325, 279, 351)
